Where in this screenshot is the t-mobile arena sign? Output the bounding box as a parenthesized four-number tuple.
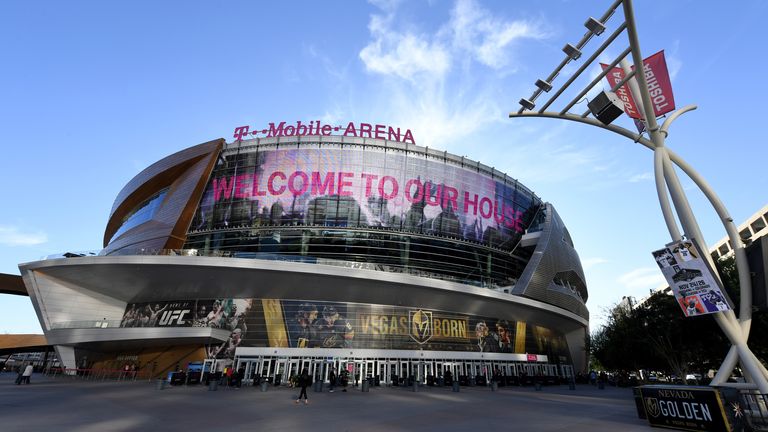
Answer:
(233, 121, 416, 145)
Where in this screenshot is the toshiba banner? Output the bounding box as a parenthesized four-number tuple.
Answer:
(600, 50, 675, 120)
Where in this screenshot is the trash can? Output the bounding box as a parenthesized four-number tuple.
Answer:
(569, 380, 576, 391)
(452, 381, 460, 392)
(156, 379, 167, 390)
(469, 377, 476, 387)
(208, 380, 218, 391)
(260, 381, 269, 392)
(438, 377, 444, 387)
(534, 382, 542, 391)
(313, 381, 323, 392)
(412, 380, 419, 392)
(362, 379, 370, 392)
(491, 381, 498, 392)
(598, 381, 605, 390)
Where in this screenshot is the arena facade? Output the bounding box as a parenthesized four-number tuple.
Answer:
(19, 125, 589, 386)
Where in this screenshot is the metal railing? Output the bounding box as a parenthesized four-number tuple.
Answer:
(45, 367, 149, 382)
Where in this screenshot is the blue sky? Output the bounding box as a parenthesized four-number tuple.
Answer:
(1, 0, 766, 334)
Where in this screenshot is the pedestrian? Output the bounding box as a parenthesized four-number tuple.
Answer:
(21, 363, 34, 384)
(329, 369, 336, 393)
(295, 368, 310, 405)
(15, 365, 23, 385)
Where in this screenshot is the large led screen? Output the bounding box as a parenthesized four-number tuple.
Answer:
(118, 298, 571, 363)
(190, 147, 540, 248)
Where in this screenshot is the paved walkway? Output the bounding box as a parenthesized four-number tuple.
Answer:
(0, 373, 652, 431)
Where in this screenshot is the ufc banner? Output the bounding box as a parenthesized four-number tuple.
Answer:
(600, 50, 675, 120)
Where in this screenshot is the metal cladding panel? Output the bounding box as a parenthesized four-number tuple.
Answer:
(20, 255, 588, 334)
(103, 139, 223, 254)
(513, 203, 589, 320)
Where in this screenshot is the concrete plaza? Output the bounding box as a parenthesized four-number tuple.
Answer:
(0, 373, 652, 431)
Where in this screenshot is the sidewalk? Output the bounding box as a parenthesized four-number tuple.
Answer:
(0, 374, 651, 431)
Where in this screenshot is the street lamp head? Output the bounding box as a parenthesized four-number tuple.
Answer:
(535, 79, 553, 92)
(587, 90, 625, 125)
(562, 43, 582, 60)
(584, 17, 606, 36)
(519, 98, 535, 111)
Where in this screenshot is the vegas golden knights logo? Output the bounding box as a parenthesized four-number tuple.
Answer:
(409, 310, 433, 344)
(645, 397, 661, 418)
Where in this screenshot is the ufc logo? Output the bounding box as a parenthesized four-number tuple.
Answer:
(159, 309, 190, 326)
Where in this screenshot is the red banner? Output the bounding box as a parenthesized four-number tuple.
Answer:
(600, 50, 675, 120)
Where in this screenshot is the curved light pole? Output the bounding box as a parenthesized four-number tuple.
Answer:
(510, 0, 768, 392)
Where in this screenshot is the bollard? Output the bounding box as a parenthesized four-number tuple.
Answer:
(598, 381, 605, 390)
(156, 378, 166, 390)
(534, 382, 542, 391)
(260, 381, 268, 392)
(452, 381, 460, 392)
(569, 381, 576, 391)
(412, 380, 419, 392)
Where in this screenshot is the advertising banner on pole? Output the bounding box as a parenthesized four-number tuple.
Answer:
(652, 240, 732, 317)
(600, 50, 676, 120)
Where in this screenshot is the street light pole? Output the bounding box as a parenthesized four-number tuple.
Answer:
(510, 0, 768, 393)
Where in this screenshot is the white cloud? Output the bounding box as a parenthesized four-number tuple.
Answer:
(629, 172, 653, 182)
(582, 257, 608, 270)
(617, 267, 665, 292)
(0, 225, 48, 246)
(448, 0, 546, 69)
(356, 0, 547, 148)
(359, 6, 450, 81)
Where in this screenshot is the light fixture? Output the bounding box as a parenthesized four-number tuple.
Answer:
(584, 17, 605, 36)
(535, 79, 552, 92)
(519, 98, 535, 111)
(588, 90, 624, 125)
(562, 43, 582, 60)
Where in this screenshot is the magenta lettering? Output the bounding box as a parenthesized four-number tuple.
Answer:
(311, 172, 335, 195)
(267, 171, 286, 195)
(233, 121, 416, 145)
(405, 179, 424, 203)
(267, 122, 286, 137)
(403, 129, 415, 145)
(479, 197, 493, 219)
(288, 171, 309, 196)
(296, 121, 307, 136)
(233, 126, 250, 141)
(378, 176, 398, 200)
(338, 172, 354, 196)
(234, 174, 253, 199)
(359, 123, 372, 138)
(343, 122, 357, 137)
(442, 185, 458, 211)
(213, 177, 234, 202)
(464, 192, 479, 215)
(374, 124, 386, 140)
(424, 182, 442, 206)
(492, 201, 505, 224)
(251, 174, 266, 197)
(388, 126, 400, 142)
(361, 173, 378, 198)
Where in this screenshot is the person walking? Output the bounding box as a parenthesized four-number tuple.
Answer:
(295, 368, 310, 405)
(21, 363, 34, 384)
(328, 369, 336, 393)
